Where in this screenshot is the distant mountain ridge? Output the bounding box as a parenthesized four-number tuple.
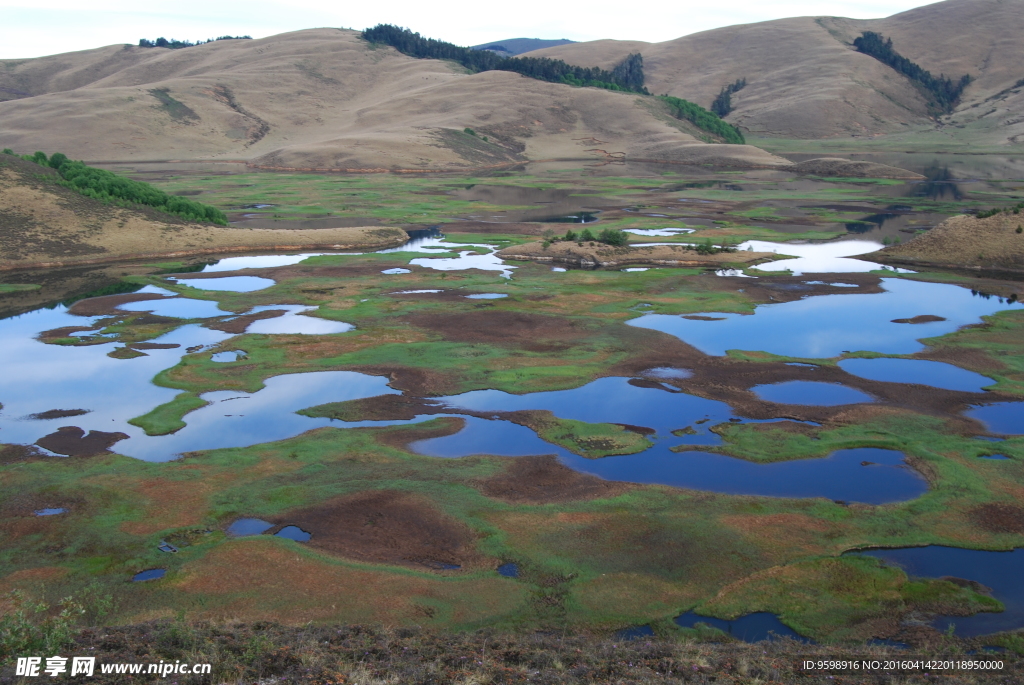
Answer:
(0, 29, 784, 170)
(521, 0, 1024, 145)
(471, 38, 575, 56)
(1, 0, 1018, 165)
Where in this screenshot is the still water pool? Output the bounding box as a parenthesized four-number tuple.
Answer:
(628, 278, 1024, 358)
(850, 547, 1024, 637)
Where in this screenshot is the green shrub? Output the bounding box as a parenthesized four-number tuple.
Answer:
(658, 96, 745, 144)
(597, 228, 628, 246)
(29, 153, 227, 225)
(0, 591, 83, 664)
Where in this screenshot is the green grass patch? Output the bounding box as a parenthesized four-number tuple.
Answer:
(0, 283, 41, 293)
(128, 392, 208, 435)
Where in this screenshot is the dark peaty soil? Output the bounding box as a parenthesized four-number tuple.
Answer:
(35, 426, 128, 457)
(477, 454, 630, 504)
(970, 503, 1024, 534)
(272, 489, 481, 570)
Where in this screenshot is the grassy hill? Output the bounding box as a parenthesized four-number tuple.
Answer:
(0, 30, 786, 170)
(522, 0, 1024, 145)
(0, 153, 405, 269)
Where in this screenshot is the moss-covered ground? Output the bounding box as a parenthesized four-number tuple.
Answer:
(4, 166, 1024, 652)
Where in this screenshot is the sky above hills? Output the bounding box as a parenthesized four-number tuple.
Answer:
(3, 0, 940, 59)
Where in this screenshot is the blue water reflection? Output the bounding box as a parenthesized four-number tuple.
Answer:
(275, 525, 312, 541)
(117, 370, 398, 461)
(839, 358, 992, 392)
(752, 381, 874, 406)
(413, 417, 925, 503)
(850, 547, 1024, 637)
(674, 611, 809, 642)
(227, 518, 274, 536)
(132, 568, 166, 582)
(176, 276, 275, 292)
(628, 279, 1024, 357)
(967, 403, 1024, 435)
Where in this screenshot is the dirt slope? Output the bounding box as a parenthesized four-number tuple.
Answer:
(0, 30, 787, 170)
(862, 212, 1024, 274)
(0, 155, 405, 270)
(523, 0, 1024, 143)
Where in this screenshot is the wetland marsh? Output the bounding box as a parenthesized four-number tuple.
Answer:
(3, 158, 1024, 651)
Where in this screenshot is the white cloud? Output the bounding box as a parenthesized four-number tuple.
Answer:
(1, 0, 940, 59)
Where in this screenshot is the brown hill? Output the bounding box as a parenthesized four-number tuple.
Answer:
(523, 0, 1024, 143)
(861, 212, 1024, 274)
(0, 154, 405, 270)
(0, 30, 787, 170)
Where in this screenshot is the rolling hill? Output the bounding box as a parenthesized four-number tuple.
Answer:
(0, 153, 405, 269)
(1, 0, 1018, 168)
(523, 0, 1024, 144)
(0, 30, 785, 170)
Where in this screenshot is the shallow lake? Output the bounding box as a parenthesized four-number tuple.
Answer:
(674, 611, 808, 642)
(628, 278, 1024, 358)
(412, 416, 925, 504)
(849, 546, 1024, 637)
(838, 358, 993, 392)
(741, 239, 912, 275)
(967, 403, 1024, 435)
(751, 381, 874, 406)
(175, 276, 275, 292)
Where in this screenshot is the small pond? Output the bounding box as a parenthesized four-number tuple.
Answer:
(497, 563, 519, 578)
(741, 239, 908, 275)
(466, 293, 508, 299)
(849, 547, 1024, 637)
(118, 297, 229, 319)
(275, 525, 312, 542)
(175, 276, 275, 292)
(674, 611, 808, 642)
(132, 568, 166, 582)
(34, 508, 66, 516)
(967, 403, 1024, 435)
(838, 358, 992, 392)
(212, 350, 247, 362)
(624, 228, 695, 237)
(200, 253, 326, 272)
(227, 518, 274, 536)
(243, 305, 354, 335)
(751, 381, 874, 406)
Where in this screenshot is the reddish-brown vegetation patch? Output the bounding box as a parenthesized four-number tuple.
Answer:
(0, 443, 47, 464)
(35, 426, 128, 456)
(27, 408, 90, 419)
(405, 310, 591, 348)
(306, 394, 445, 422)
(348, 364, 461, 396)
(375, 417, 466, 451)
(893, 315, 946, 324)
(67, 292, 168, 316)
(129, 342, 181, 350)
(119, 477, 216, 535)
(477, 454, 630, 504)
(205, 309, 287, 334)
(38, 324, 103, 341)
(969, 503, 1024, 534)
(272, 490, 482, 570)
